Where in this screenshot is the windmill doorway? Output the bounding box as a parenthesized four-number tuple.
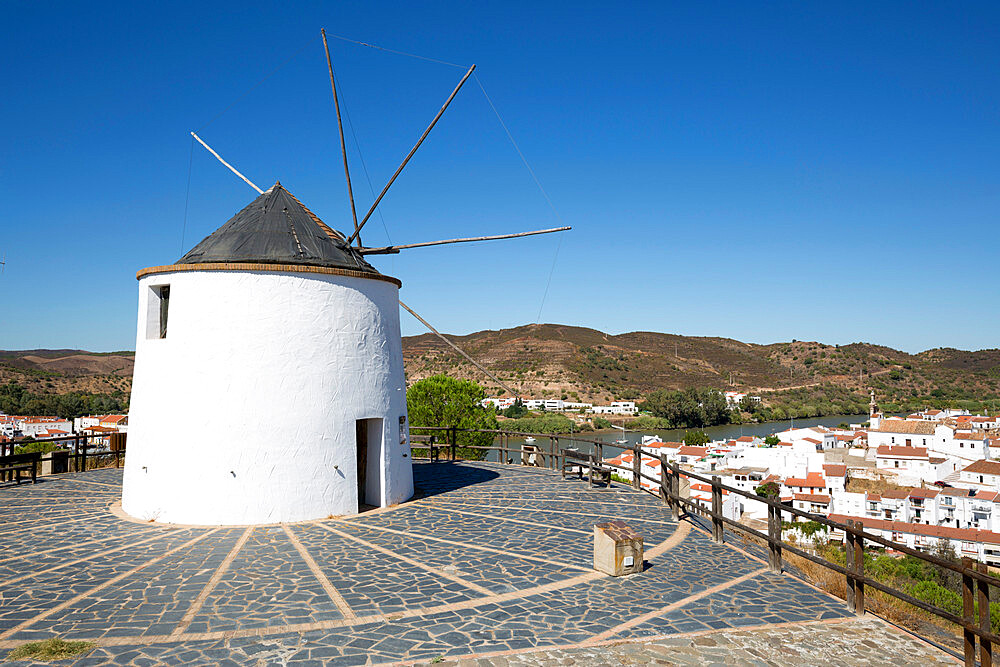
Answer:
(356, 418, 383, 509)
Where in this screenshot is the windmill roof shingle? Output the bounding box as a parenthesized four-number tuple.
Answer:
(176, 183, 381, 276)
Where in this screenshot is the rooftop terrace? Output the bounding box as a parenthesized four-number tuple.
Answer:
(0, 462, 958, 665)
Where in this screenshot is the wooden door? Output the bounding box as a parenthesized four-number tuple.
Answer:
(356, 420, 368, 507)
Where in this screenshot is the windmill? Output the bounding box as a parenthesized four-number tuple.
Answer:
(121, 31, 569, 526)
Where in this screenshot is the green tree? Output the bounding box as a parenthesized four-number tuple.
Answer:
(641, 388, 731, 428)
(683, 430, 710, 446)
(764, 434, 780, 446)
(501, 399, 529, 419)
(406, 375, 498, 460)
(755, 481, 780, 498)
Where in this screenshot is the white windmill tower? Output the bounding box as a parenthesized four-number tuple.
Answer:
(121, 31, 568, 525)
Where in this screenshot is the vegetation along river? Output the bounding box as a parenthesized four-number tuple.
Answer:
(484, 414, 868, 464)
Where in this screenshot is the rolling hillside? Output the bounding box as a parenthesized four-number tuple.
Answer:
(0, 350, 134, 395)
(4, 324, 999, 415)
(401, 324, 1000, 412)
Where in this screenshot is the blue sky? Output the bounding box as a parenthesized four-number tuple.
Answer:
(1, 2, 998, 353)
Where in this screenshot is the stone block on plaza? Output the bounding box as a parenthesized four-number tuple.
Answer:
(594, 520, 643, 576)
(41, 449, 70, 476)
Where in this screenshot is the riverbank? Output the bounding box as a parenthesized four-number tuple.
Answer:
(497, 413, 868, 438)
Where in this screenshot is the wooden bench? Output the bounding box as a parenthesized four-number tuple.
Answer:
(410, 434, 439, 462)
(561, 448, 611, 488)
(0, 452, 41, 485)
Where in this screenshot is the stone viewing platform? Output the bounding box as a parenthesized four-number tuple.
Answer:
(0, 462, 959, 665)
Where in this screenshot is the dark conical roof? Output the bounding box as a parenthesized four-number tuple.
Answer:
(177, 183, 379, 275)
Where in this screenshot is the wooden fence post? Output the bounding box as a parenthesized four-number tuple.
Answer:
(978, 561, 993, 667)
(671, 467, 681, 512)
(853, 522, 865, 615)
(659, 456, 670, 507)
(632, 447, 641, 490)
(963, 557, 977, 667)
(553, 437, 559, 471)
(449, 427, 456, 461)
(711, 476, 723, 543)
(767, 503, 782, 573)
(845, 520, 856, 612)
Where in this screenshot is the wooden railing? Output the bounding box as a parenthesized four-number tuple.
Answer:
(0, 432, 126, 473)
(411, 425, 996, 667)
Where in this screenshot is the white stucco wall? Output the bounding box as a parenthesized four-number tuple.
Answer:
(121, 268, 412, 525)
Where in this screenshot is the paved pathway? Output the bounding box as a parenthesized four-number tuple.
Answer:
(0, 462, 955, 665)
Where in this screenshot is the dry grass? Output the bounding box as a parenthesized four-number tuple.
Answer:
(846, 476, 913, 494)
(6, 638, 94, 662)
(781, 548, 963, 653)
(726, 527, 964, 651)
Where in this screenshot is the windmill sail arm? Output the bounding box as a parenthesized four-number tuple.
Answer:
(360, 226, 570, 255)
(345, 64, 476, 247)
(398, 299, 517, 397)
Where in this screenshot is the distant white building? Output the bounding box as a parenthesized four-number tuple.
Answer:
(724, 392, 761, 408)
(19, 418, 72, 438)
(591, 401, 638, 415)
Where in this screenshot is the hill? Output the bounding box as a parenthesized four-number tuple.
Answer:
(0, 350, 134, 396)
(402, 324, 1000, 414)
(4, 326, 999, 418)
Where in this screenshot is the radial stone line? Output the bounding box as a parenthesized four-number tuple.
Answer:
(283, 524, 357, 620)
(172, 526, 254, 635)
(0, 529, 220, 640)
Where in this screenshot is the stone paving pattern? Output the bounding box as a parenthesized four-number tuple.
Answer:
(430, 617, 959, 666)
(0, 461, 957, 665)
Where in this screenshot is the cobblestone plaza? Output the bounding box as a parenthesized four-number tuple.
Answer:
(0, 462, 958, 665)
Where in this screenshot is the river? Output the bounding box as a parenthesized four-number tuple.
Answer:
(485, 414, 868, 463)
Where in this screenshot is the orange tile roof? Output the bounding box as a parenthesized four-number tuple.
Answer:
(871, 421, 936, 435)
(828, 514, 1000, 546)
(876, 445, 928, 459)
(963, 460, 1000, 476)
(785, 472, 826, 488)
(822, 464, 847, 477)
(794, 493, 831, 504)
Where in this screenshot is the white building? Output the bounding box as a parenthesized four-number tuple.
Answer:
(724, 392, 761, 408)
(591, 401, 638, 415)
(955, 459, 1000, 493)
(828, 513, 1000, 568)
(869, 420, 989, 465)
(19, 418, 73, 438)
(122, 183, 413, 525)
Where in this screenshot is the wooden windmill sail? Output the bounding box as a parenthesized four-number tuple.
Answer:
(188, 31, 571, 396)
